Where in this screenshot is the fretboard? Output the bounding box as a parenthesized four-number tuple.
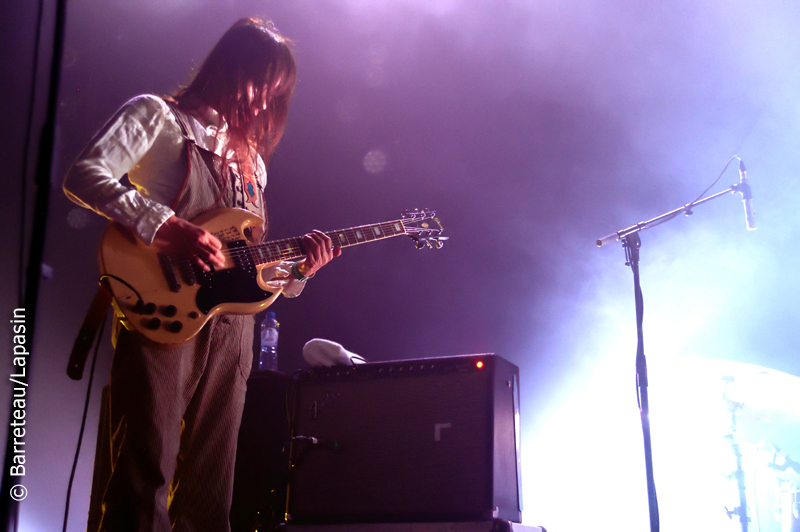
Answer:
(247, 219, 408, 266)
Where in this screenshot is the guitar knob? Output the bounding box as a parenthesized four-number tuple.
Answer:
(143, 302, 157, 315)
(161, 305, 177, 317)
(168, 321, 183, 333)
(188, 311, 199, 319)
(145, 317, 161, 330)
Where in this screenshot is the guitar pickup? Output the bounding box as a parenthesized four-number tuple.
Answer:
(180, 260, 199, 286)
(157, 253, 182, 292)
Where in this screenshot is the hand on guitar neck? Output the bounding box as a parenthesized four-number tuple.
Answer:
(298, 230, 342, 278)
(153, 215, 342, 275)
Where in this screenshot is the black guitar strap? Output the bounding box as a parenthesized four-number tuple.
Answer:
(67, 281, 112, 380)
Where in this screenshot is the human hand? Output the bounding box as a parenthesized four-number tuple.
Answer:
(297, 230, 342, 277)
(153, 215, 225, 271)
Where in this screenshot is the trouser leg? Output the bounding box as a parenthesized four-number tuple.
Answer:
(99, 323, 210, 532)
(169, 315, 254, 532)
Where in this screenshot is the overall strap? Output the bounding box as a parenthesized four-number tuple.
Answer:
(164, 100, 267, 238)
(164, 100, 197, 143)
(164, 101, 233, 220)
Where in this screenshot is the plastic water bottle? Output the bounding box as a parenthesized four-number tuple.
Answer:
(259, 311, 279, 371)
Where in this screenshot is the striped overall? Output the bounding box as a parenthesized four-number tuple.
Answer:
(99, 104, 263, 532)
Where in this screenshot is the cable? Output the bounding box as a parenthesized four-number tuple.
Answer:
(630, 154, 742, 237)
(686, 155, 741, 211)
(280, 369, 307, 526)
(17, 0, 46, 306)
(98, 274, 143, 303)
(62, 312, 108, 532)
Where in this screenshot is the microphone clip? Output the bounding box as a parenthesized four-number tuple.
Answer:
(732, 180, 752, 201)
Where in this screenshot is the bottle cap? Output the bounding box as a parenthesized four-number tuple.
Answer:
(266, 311, 276, 320)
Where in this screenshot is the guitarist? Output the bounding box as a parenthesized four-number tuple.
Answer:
(63, 18, 340, 532)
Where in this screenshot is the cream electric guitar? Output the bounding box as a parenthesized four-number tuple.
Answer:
(99, 207, 446, 346)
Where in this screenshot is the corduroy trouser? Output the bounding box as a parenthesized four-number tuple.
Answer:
(98, 314, 254, 532)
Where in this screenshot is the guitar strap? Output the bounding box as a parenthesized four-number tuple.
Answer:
(67, 281, 112, 380)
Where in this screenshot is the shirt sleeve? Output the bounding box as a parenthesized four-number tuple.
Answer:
(261, 262, 306, 298)
(63, 94, 176, 245)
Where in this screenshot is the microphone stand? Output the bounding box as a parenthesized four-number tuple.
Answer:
(596, 181, 749, 532)
(596, 183, 746, 248)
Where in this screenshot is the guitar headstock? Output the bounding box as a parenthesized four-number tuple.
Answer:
(401, 209, 448, 249)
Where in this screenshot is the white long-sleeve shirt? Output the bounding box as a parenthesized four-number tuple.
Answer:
(64, 94, 304, 296)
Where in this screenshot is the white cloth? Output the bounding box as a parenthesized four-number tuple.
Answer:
(64, 94, 303, 296)
(302, 338, 366, 367)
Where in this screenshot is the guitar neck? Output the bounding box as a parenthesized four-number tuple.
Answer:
(248, 219, 408, 266)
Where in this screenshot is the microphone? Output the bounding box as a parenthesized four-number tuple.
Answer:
(738, 160, 756, 231)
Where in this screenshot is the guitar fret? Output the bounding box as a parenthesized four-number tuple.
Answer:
(250, 220, 409, 266)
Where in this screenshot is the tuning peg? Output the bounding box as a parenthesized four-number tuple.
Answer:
(414, 239, 425, 249)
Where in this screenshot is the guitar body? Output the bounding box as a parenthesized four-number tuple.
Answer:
(98, 206, 445, 347)
(99, 208, 282, 346)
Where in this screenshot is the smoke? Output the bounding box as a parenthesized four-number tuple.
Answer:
(10, 0, 800, 530)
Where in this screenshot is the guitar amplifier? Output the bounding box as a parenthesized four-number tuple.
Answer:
(286, 354, 522, 524)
